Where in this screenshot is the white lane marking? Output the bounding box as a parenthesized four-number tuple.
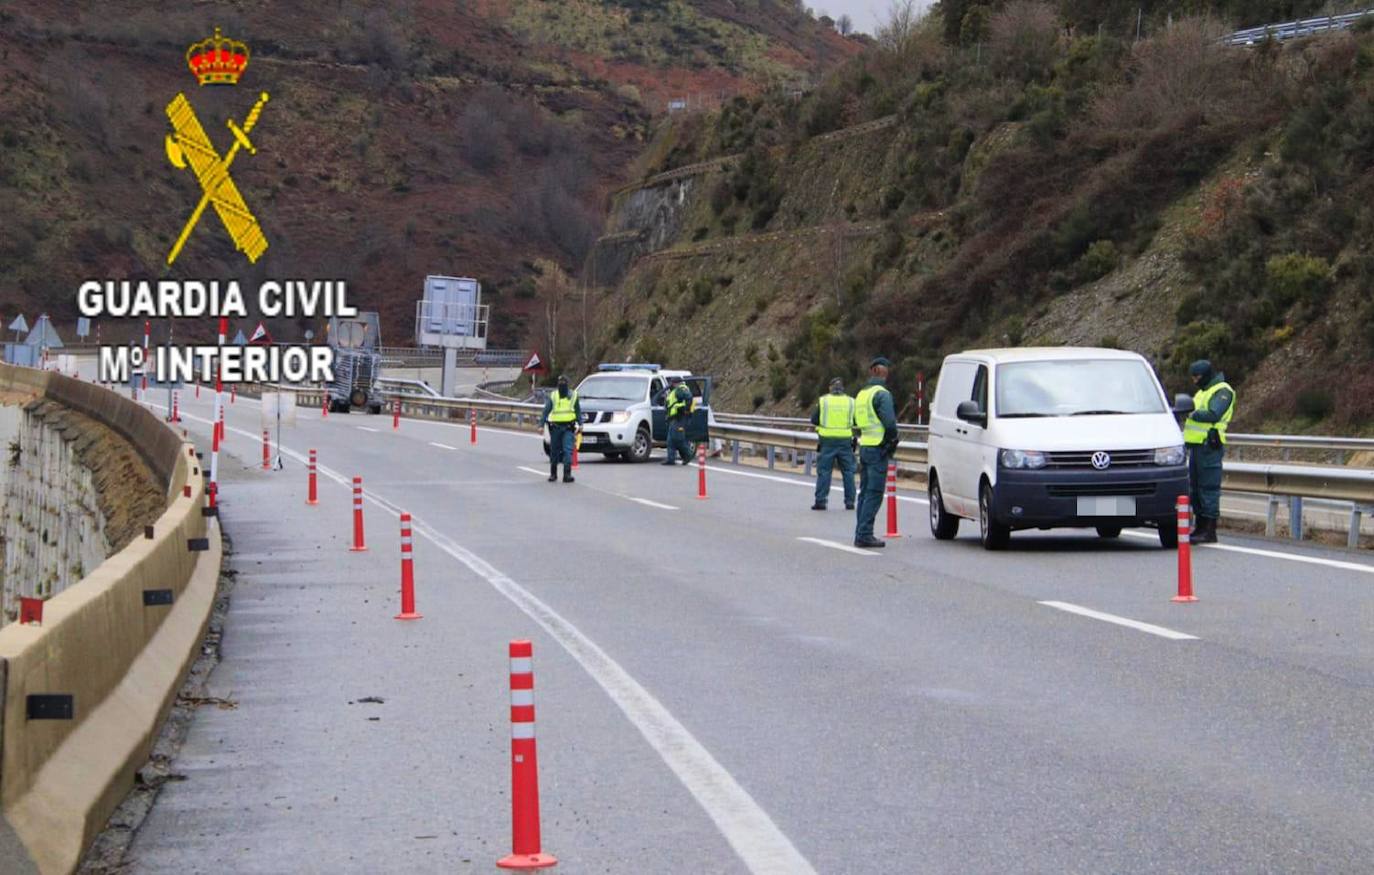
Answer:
(709, 464, 928, 504)
(429, 442, 458, 450)
(797, 537, 879, 557)
(517, 466, 547, 477)
(1121, 531, 1374, 575)
(355, 426, 378, 433)
(626, 496, 678, 511)
(185, 413, 816, 875)
(1038, 601, 1198, 641)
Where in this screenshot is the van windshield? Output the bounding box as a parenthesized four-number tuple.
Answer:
(576, 376, 646, 402)
(996, 360, 1165, 417)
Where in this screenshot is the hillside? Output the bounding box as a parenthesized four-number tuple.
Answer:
(579, 3, 1374, 431)
(0, 1, 857, 346)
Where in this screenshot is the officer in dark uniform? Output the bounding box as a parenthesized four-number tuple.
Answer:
(1183, 360, 1236, 543)
(810, 377, 856, 511)
(853, 357, 899, 548)
(656, 375, 695, 465)
(541, 375, 582, 483)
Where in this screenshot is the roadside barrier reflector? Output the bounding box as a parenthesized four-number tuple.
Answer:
(394, 513, 422, 620)
(498, 640, 557, 870)
(1173, 495, 1197, 603)
(349, 476, 367, 552)
(19, 597, 42, 625)
(884, 462, 901, 538)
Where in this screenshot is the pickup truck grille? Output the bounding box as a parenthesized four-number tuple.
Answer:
(1045, 449, 1154, 469)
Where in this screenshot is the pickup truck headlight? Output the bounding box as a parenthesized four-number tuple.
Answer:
(1154, 445, 1185, 466)
(609, 411, 630, 424)
(1000, 449, 1047, 469)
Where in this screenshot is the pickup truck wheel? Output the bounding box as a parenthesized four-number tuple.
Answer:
(629, 425, 652, 463)
(978, 482, 1010, 550)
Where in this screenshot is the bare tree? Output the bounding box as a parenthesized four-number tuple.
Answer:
(876, 0, 922, 54)
(837, 13, 854, 35)
(988, 1, 1060, 82)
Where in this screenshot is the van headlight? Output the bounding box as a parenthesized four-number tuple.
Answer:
(609, 411, 630, 424)
(1154, 445, 1185, 466)
(1000, 449, 1047, 469)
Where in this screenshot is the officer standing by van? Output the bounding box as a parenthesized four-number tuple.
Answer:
(1183, 359, 1235, 543)
(657, 375, 694, 465)
(810, 378, 856, 511)
(541, 375, 582, 483)
(854, 357, 899, 548)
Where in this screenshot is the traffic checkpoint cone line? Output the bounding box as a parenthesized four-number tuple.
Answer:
(696, 442, 708, 500)
(497, 640, 557, 870)
(349, 477, 367, 552)
(884, 462, 901, 538)
(306, 449, 319, 506)
(1173, 495, 1197, 603)
(394, 513, 422, 620)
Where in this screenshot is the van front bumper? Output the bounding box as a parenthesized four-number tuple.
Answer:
(993, 466, 1190, 528)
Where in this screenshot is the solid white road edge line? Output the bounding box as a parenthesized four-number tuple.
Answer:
(1120, 530, 1374, 575)
(186, 411, 816, 875)
(709, 464, 929, 504)
(797, 537, 878, 557)
(1037, 601, 1198, 640)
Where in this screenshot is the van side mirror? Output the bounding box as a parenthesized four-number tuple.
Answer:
(1173, 394, 1195, 416)
(956, 400, 987, 427)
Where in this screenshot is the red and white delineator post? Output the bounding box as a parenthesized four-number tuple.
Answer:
(394, 513, 421, 620)
(497, 640, 557, 870)
(696, 442, 708, 499)
(261, 429, 271, 470)
(470, 408, 478, 445)
(306, 449, 318, 505)
(393, 398, 400, 431)
(349, 477, 367, 552)
(209, 317, 227, 511)
(1173, 495, 1197, 603)
(884, 462, 901, 538)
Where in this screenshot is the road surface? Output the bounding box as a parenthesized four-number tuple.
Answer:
(119, 383, 1374, 873)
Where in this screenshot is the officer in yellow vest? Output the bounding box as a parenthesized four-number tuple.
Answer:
(1183, 360, 1236, 543)
(656, 375, 695, 466)
(810, 378, 856, 511)
(541, 375, 582, 483)
(854, 357, 899, 548)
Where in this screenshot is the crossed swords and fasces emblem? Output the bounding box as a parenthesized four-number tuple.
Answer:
(163, 91, 270, 266)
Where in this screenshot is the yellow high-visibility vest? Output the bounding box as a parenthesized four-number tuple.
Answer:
(854, 384, 889, 447)
(816, 393, 855, 439)
(1183, 382, 1235, 445)
(548, 390, 578, 423)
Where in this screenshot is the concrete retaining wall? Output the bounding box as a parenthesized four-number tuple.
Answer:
(0, 366, 220, 874)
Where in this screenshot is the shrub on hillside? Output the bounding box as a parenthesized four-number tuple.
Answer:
(1075, 239, 1119, 284)
(1265, 253, 1331, 311)
(988, 1, 1060, 84)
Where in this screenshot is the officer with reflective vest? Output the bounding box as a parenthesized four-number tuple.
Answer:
(656, 375, 695, 466)
(854, 357, 899, 548)
(810, 377, 856, 511)
(541, 375, 582, 483)
(1183, 359, 1235, 543)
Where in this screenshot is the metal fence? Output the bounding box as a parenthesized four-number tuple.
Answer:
(1224, 9, 1374, 45)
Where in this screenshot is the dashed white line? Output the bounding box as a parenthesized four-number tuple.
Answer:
(1038, 601, 1198, 640)
(517, 466, 547, 477)
(429, 441, 458, 450)
(626, 496, 679, 511)
(355, 426, 378, 433)
(709, 464, 928, 503)
(797, 536, 879, 557)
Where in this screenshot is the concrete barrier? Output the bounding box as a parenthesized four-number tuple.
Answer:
(0, 365, 220, 874)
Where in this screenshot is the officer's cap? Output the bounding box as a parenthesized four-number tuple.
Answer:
(1189, 360, 1213, 379)
(829, 377, 844, 391)
(869, 356, 892, 369)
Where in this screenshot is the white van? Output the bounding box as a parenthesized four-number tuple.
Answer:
(926, 348, 1195, 549)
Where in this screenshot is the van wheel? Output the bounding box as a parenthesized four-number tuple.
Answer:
(928, 475, 959, 540)
(978, 482, 1010, 550)
(629, 425, 652, 463)
(1096, 526, 1123, 539)
(1158, 518, 1179, 549)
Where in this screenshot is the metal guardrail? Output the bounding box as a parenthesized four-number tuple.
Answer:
(1224, 9, 1373, 45)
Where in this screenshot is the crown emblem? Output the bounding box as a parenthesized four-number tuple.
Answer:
(186, 27, 249, 86)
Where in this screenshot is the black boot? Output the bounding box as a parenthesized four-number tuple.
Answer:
(562, 465, 574, 483)
(548, 463, 558, 482)
(1194, 516, 1218, 543)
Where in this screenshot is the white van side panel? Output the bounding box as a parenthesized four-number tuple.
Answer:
(929, 359, 980, 517)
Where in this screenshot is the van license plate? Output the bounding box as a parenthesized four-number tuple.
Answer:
(1077, 496, 1136, 517)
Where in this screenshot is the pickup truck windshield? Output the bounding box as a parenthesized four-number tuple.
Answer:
(996, 360, 1165, 417)
(576, 376, 647, 402)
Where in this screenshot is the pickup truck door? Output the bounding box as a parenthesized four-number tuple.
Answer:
(649, 378, 667, 441)
(684, 376, 712, 442)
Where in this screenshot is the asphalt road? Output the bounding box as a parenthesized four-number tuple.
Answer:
(121, 384, 1374, 873)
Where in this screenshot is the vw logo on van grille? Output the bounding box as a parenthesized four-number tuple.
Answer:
(1090, 451, 1112, 470)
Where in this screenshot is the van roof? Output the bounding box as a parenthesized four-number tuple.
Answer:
(952, 347, 1146, 364)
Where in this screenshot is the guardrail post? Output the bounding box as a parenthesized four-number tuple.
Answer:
(1289, 495, 1304, 541)
(766, 445, 775, 470)
(1348, 505, 1364, 550)
(731, 441, 740, 465)
(804, 451, 814, 478)
(1265, 496, 1278, 537)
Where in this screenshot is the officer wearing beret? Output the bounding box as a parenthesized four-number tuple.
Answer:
(854, 357, 899, 548)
